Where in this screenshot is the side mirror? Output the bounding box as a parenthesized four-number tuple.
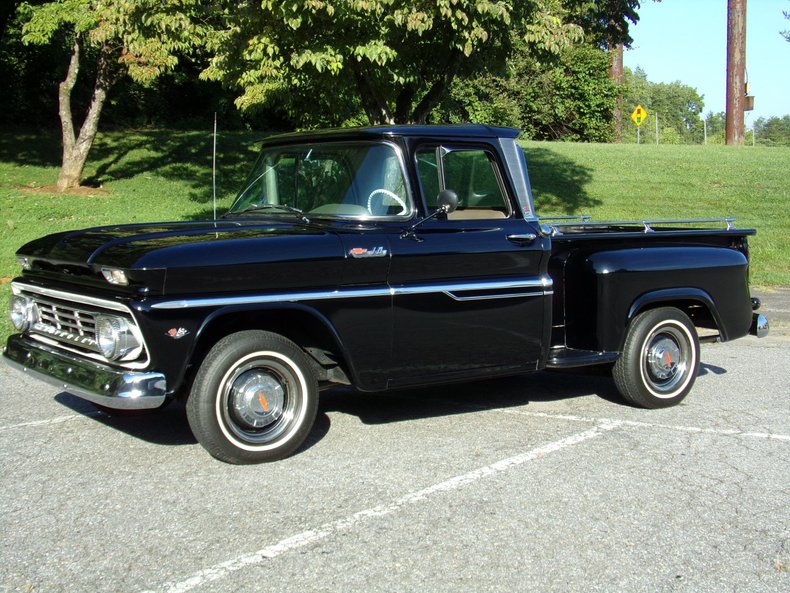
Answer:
(436, 189, 458, 214)
(400, 189, 459, 241)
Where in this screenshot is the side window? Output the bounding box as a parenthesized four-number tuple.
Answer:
(417, 147, 511, 219)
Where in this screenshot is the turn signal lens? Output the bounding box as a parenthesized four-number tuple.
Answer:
(101, 267, 129, 286)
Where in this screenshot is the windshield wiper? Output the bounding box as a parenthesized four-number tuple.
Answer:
(227, 204, 310, 224)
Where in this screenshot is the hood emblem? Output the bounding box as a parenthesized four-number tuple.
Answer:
(349, 246, 388, 259)
(166, 327, 189, 339)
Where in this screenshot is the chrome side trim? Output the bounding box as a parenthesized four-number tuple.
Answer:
(151, 277, 554, 310)
(152, 287, 394, 310)
(444, 290, 552, 302)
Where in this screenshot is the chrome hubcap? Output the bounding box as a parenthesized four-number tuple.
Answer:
(229, 370, 285, 429)
(643, 327, 689, 394)
(647, 336, 681, 381)
(219, 354, 300, 445)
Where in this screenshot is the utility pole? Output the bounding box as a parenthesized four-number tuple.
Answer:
(726, 0, 747, 145)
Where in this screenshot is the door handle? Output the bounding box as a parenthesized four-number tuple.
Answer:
(507, 233, 537, 246)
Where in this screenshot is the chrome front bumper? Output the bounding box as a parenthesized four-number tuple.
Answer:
(3, 334, 167, 410)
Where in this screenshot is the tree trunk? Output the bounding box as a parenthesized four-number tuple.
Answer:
(57, 40, 114, 192)
(351, 63, 395, 125)
(608, 43, 624, 142)
(410, 49, 463, 124)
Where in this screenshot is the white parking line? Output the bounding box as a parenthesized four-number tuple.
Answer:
(0, 413, 97, 431)
(139, 422, 619, 593)
(389, 395, 790, 443)
(501, 410, 790, 442)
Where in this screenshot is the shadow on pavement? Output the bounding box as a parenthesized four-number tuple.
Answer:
(51, 357, 733, 452)
(320, 368, 624, 426)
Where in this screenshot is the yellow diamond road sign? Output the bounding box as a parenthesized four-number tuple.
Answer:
(631, 105, 648, 126)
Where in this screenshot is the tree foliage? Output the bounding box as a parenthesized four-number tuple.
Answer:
(566, 0, 641, 48)
(755, 115, 790, 146)
(201, 0, 586, 125)
(435, 42, 617, 142)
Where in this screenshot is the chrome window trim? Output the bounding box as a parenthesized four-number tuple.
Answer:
(150, 277, 553, 310)
(498, 137, 537, 220)
(11, 282, 151, 370)
(415, 143, 513, 218)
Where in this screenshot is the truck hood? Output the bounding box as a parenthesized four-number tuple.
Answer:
(17, 219, 348, 295)
(19, 220, 332, 267)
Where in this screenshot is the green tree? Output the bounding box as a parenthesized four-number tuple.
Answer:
(755, 115, 790, 146)
(566, 0, 641, 48)
(439, 42, 617, 141)
(201, 0, 585, 126)
(19, 0, 207, 191)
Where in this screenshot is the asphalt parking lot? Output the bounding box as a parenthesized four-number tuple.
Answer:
(1, 291, 788, 593)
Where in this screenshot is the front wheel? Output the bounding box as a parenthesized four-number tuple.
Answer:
(187, 330, 318, 464)
(613, 307, 700, 409)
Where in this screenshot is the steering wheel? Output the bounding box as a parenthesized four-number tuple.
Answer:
(367, 189, 408, 216)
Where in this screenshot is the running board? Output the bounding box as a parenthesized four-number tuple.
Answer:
(547, 348, 620, 369)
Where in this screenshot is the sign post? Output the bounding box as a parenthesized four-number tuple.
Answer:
(631, 105, 648, 144)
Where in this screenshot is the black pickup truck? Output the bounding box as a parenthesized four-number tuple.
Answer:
(3, 125, 769, 463)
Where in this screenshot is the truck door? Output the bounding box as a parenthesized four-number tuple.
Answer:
(387, 144, 551, 387)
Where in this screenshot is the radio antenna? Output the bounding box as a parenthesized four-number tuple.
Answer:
(212, 112, 218, 227)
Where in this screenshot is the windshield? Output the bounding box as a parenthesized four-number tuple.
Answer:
(228, 142, 412, 219)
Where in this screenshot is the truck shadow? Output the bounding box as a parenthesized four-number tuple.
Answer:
(54, 393, 198, 446)
(51, 368, 619, 451)
(52, 391, 331, 455)
(52, 364, 721, 453)
(320, 369, 624, 426)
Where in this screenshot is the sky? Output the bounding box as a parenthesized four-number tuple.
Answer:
(623, 0, 790, 122)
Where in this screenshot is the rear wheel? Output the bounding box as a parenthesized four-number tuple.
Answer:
(187, 330, 318, 464)
(613, 307, 700, 408)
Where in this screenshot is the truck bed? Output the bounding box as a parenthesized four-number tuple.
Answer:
(543, 217, 756, 366)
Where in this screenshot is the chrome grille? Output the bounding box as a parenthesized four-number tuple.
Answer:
(30, 297, 101, 354)
(13, 282, 150, 369)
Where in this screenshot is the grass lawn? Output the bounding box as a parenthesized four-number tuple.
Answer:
(1, 128, 788, 341)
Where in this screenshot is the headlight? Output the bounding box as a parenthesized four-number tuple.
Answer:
(96, 316, 141, 361)
(10, 296, 36, 332)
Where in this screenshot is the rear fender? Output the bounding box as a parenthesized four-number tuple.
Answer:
(627, 288, 723, 338)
